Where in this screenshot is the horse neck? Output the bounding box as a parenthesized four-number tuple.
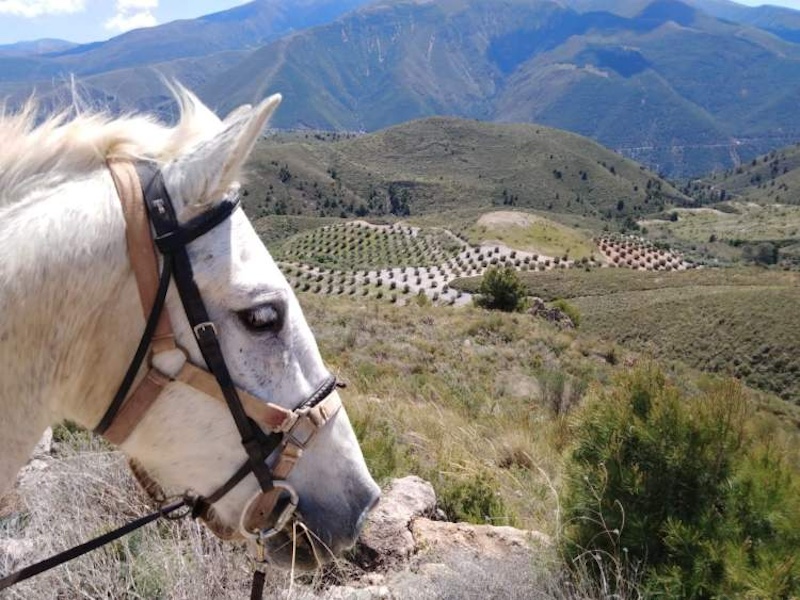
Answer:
(0, 169, 144, 490)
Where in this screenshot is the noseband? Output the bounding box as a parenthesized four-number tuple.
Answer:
(95, 160, 341, 543)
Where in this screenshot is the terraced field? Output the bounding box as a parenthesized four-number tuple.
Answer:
(595, 234, 694, 271)
(272, 219, 601, 305)
(274, 222, 462, 270)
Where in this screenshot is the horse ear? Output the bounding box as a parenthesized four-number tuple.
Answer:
(222, 104, 253, 124)
(168, 94, 281, 207)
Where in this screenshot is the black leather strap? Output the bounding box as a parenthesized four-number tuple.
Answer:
(136, 162, 276, 493)
(153, 196, 240, 254)
(0, 498, 188, 591)
(250, 570, 266, 600)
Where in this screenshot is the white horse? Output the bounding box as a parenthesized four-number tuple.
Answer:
(0, 86, 379, 569)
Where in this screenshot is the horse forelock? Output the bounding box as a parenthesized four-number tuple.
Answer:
(0, 84, 223, 207)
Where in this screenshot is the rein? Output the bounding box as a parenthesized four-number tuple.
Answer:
(0, 160, 342, 596)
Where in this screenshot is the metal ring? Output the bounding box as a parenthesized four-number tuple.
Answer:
(238, 482, 299, 541)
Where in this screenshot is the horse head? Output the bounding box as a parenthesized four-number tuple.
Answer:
(99, 91, 380, 568)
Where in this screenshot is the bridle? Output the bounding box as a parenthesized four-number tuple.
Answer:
(96, 159, 342, 543)
(0, 160, 344, 595)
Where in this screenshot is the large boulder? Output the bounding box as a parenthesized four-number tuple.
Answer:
(356, 475, 550, 570)
(357, 476, 437, 568)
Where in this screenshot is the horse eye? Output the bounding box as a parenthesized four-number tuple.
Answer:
(238, 304, 283, 333)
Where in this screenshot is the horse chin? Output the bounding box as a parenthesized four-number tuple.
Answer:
(258, 524, 326, 570)
(127, 460, 328, 569)
(202, 511, 328, 570)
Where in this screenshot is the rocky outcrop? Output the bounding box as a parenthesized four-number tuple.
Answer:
(357, 476, 437, 568)
(326, 475, 551, 598)
(528, 297, 575, 329)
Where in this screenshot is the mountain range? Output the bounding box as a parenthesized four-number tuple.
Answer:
(1, 0, 799, 177)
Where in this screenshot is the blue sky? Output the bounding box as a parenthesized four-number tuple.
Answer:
(0, 1, 245, 44)
(0, 0, 798, 45)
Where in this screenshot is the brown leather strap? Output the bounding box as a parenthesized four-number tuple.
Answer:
(177, 363, 291, 430)
(103, 360, 340, 446)
(104, 369, 172, 445)
(273, 443, 304, 479)
(176, 363, 342, 435)
(108, 160, 176, 354)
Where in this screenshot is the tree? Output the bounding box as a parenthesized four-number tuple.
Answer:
(742, 242, 778, 265)
(476, 267, 527, 312)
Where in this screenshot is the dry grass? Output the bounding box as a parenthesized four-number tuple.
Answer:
(641, 202, 800, 243)
(466, 211, 597, 260)
(4, 291, 799, 598)
(0, 429, 324, 599)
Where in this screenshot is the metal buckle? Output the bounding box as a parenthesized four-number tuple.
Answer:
(239, 482, 299, 542)
(285, 414, 317, 449)
(193, 321, 217, 339)
(153, 197, 167, 216)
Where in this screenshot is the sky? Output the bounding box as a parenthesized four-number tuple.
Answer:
(0, 0, 799, 45)
(0, 0, 246, 44)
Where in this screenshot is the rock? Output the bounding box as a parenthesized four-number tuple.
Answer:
(411, 519, 550, 561)
(528, 297, 575, 329)
(357, 476, 436, 568)
(31, 428, 53, 459)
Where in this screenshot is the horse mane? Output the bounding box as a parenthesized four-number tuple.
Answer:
(0, 84, 222, 206)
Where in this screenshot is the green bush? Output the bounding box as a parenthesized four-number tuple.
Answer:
(476, 267, 527, 312)
(437, 473, 513, 526)
(562, 365, 800, 598)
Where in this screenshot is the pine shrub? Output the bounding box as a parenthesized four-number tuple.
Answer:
(563, 366, 800, 598)
(476, 267, 527, 312)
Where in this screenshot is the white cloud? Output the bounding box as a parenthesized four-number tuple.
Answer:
(0, 0, 85, 18)
(116, 0, 157, 9)
(104, 0, 157, 33)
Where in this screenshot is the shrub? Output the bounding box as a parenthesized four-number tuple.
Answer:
(476, 267, 527, 312)
(563, 366, 800, 598)
(437, 473, 512, 526)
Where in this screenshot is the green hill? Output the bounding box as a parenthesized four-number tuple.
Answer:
(242, 117, 688, 222)
(686, 143, 800, 205)
(455, 267, 800, 403)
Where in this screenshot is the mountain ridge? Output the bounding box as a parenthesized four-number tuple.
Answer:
(0, 0, 799, 177)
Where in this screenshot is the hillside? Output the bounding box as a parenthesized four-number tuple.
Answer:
(242, 117, 688, 221)
(455, 267, 800, 403)
(567, 0, 800, 43)
(686, 143, 800, 205)
(202, 0, 800, 176)
(0, 0, 371, 113)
